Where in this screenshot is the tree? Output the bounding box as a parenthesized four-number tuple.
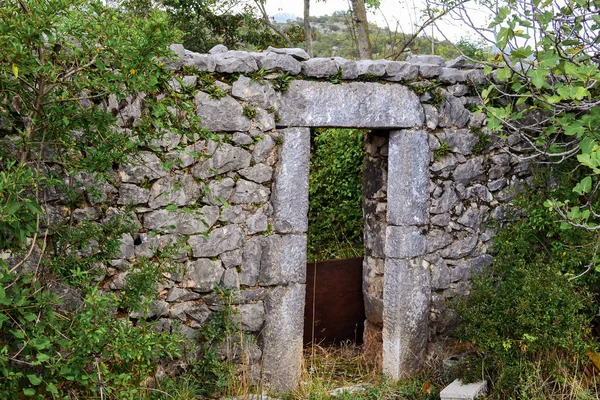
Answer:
(350, 0, 373, 59)
(304, 0, 314, 57)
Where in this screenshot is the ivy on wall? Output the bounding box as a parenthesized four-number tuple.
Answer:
(307, 128, 366, 263)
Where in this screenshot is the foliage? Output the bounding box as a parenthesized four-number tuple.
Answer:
(476, 0, 600, 230)
(308, 129, 365, 262)
(242, 103, 257, 120)
(0, 0, 222, 397)
(454, 170, 600, 398)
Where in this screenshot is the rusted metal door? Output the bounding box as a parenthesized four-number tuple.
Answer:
(304, 257, 366, 346)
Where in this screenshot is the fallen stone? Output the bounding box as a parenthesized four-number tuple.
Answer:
(440, 379, 487, 400)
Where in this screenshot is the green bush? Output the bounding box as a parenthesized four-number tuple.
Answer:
(308, 129, 365, 262)
(454, 175, 599, 399)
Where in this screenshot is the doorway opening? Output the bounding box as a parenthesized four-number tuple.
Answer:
(304, 128, 367, 347)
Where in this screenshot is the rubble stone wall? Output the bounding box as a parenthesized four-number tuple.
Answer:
(47, 44, 530, 392)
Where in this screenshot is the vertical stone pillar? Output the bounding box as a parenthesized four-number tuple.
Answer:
(260, 127, 310, 392)
(382, 130, 431, 379)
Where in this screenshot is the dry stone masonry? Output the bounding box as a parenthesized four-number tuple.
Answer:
(40, 44, 531, 393)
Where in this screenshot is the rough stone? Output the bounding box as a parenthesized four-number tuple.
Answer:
(383, 258, 431, 379)
(255, 52, 302, 74)
(440, 379, 487, 400)
(187, 259, 224, 292)
(357, 60, 387, 76)
(423, 104, 439, 130)
(209, 44, 228, 54)
(219, 204, 245, 223)
(232, 132, 253, 146)
(148, 175, 202, 209)
(253, 108, 275, 131)
(278, 81, 424, 128)
(237, 302, 265, 332)
(211, 50, 258, 73)
(441, 235, 478, 259)
(119, 151, 168, 184)
(387, 130, 429, 226)
(333, 57, 358, 79)
(144, 206, 219, 235)
(383, 62, 419, 81)
(427, 229, 454, 252)
(431, 259, 451, 290)
(431, 182, 459, 214)
(118, 184, 150, 205)
(301, 58, 339, 77)
(246, 208, 268, 234)
(195, 91, 251, 132)
(222, 268, 240, 289)
(407, 54, 445, 66)
(436, 129, 479, 155)
(239, 164, 273, 184)
(241, 237, 263, 286)
(189, 225, 244, 257)
(266, 46, 310, 61)
(260, 283, 305, 392)
(232, 75, 277, 109)
(166, 287, 201, 302)
(183, 52, 216, 71)
(253, 134, 276, 163)
(230, 180, 270, 204)
(453, 158, 484, 184)
(364, 293, 383, 326)
(438, 68, 468, 84)
(220, 249, 243, 268)
(439, 96, 470, 128)
(203, 178, 235, 206)
(193, 143, 252, 179)
(385, 226, 426, 259)
(272, 127, 310, 233)
(418, 64, 444, 78)
(259, 234, 307, 286)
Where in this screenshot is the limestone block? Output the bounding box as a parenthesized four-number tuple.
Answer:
(441, 234, 478, 259)
(166, 287, 201, 302)
(144, 206, 219, 235)
(272, 127, 310, 233)
(356, 60, 387, 76)
(418, 64, 443, 78)
(189, 224, 244, 257)
(239, 164, 273, 184)
(246, 208, 268, 235)
(382, 258, 431, 379)
(209, 44, 228, 54)
(259, 234, 307, 286)
(333, 57, 358, 79)
(253, 134, 276, 163)
(260, 283, 305, 392)
(237, 302, 265, 332)
(266, 46, 310, 61)
(383, 61, 419, 81)
(407, 54, 446, 66)
(439, 96, 470, 128)
(427, 229, 454, 253)
(220, 249, 243, 269)
(254, 52, 302, 75)
(147, 175, 202, 209)
(192, 143, 252, 179)
(301, 58, 339, 77)
(187, 259, 225, 292)
(182, 52, 216, 72)
(203, 178, 235, 206)
(278, 81, 424, 128)
(385, 226, 426, 259)
(240, 237, 263, 286)
(232, 75, 277, 109)
(453, 157, 484, 184)
(440, 380, 487, 400)
(387, 130, 430, 226)
(195, 91, 251, 132)
(230, 180, 270, 204)
(120, 151, 168, 184)
(436, 129, 479, 155)
(117, 184, 150, 205)
(211, 50, 258, 73)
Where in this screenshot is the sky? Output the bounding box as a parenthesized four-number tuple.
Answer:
(265, 0, 492, 43)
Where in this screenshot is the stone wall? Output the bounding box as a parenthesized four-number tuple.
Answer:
(38, 43, 529, 392)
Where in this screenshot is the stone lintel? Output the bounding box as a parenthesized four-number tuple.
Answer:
(277, 81, 424, 128)
(382, 258, 431, 379)
(260, 283, 305, 392)
(387, 130, 430, 226)
(272, 127, 310, 233)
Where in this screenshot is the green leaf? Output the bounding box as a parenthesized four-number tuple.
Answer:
(165, 204, 178, 212)
(573, 176, 592, 195)
(46, 383, 58, 395)
(23, 388, 35, 396)
(528, 68, 547, 88)
(27, 374, 42, 386)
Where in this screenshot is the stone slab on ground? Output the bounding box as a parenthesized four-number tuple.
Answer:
(440, 379, 487, 400)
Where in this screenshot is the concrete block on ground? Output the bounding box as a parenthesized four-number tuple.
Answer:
(440, 379, 487, 400)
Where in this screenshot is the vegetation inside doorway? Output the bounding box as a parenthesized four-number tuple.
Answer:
(308, 128, 366, 263)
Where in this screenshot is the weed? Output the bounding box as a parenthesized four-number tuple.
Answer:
(472, 128, 492, 154)
(243, 104, 257, 120)
(357, 73, 380, 82)
(249, 67, 267, 83)
(205, 84, 228, 100)
(271, 72, 295, 93)
(327, 68, 344, 84)
(434, 140, 452, 160)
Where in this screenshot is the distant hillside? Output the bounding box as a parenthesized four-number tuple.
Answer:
(273, 13, 298, 23)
